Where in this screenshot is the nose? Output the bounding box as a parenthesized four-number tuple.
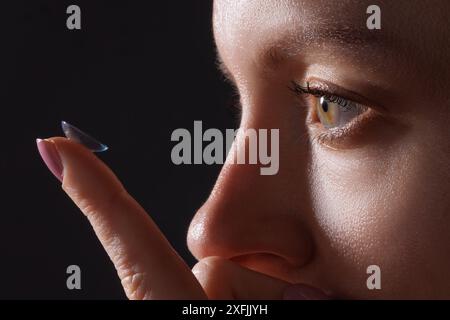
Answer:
(188, 120, 315, 276)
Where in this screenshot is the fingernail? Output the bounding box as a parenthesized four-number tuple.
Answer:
(36, 138, 64, 182)
(283, 284, 332, 300)
(61, 121, 108, 153)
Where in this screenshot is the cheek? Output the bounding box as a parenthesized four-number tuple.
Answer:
(310, 146, 392, 246)
(309, 140, 450, 297)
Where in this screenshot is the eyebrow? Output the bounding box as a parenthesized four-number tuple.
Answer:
(262, 24, 394, 67)
(303, 24, 386, 46)
(216, 23, 398, 81)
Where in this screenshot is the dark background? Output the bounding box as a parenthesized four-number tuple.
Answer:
(0, 1, 235, 299)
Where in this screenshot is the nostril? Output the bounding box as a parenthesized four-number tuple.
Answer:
(230, 252, 306, 282)
(188, 205, 314, 270)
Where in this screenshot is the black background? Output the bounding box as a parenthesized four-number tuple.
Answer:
(0, 1, 235, 299)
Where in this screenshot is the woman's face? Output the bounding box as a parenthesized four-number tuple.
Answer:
(187, 0, 450, 298)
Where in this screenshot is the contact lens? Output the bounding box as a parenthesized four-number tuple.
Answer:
(61, 121, 108, 152)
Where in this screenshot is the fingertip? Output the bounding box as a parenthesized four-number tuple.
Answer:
(36, 138, 64, 183)
(47, 136, 93, 156)
(46, 136, 125, 210)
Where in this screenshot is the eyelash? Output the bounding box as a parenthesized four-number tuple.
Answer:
(289, 81, 356, 111)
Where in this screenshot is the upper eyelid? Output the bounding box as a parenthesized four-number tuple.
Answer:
(290, 81, 347, 100)
(289, 81, 371, 117)
(289, 80, 382, 112)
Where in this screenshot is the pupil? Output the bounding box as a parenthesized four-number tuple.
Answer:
(321, 100, 329, 112)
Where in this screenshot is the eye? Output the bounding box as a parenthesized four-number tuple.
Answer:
(289, 80, 380, 148)
(314, 95, 365, 129)
(289, 81, 368, 130)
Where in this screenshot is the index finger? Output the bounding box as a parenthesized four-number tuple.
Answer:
(37, 137, 206, 300)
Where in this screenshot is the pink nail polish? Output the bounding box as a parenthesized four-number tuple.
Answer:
(36, 139, 64, 182)
(283, 284, 332, 300)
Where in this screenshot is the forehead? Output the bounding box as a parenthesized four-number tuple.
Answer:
(213, 0, 435, 43)
(215, 1, 382, 46)
(213, 0, 449, 91)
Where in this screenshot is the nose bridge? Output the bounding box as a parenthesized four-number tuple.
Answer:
(188, 117, 315, 268)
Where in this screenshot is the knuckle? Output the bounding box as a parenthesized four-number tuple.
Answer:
(120, 270, 150, 300)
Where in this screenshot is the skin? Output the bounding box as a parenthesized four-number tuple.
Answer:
(41, 0, 450, 299)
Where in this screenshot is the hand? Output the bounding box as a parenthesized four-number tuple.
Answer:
(36, 137, 291, 299)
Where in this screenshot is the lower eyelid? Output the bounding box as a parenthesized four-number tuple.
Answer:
(308, 109, 381, 150)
